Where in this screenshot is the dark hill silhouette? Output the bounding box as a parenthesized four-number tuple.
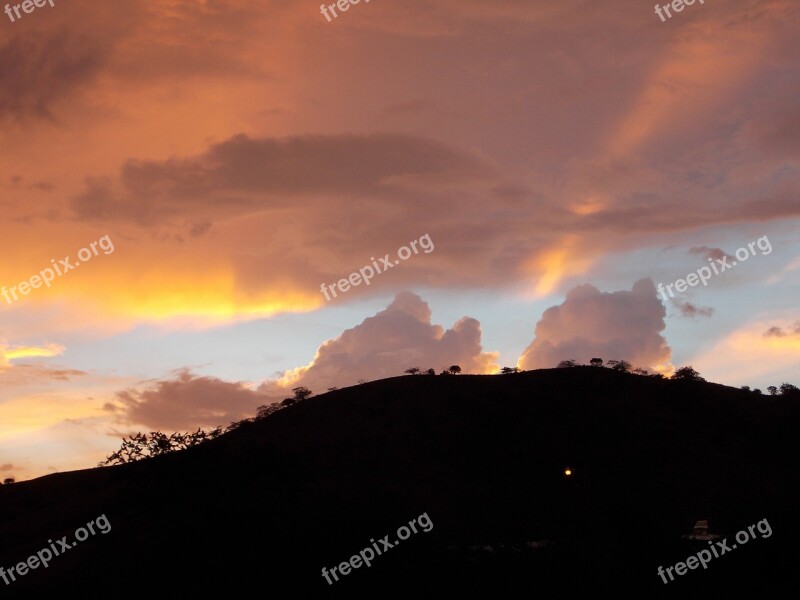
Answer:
(0, 367, 797, 595)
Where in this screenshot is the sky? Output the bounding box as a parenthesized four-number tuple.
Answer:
(1, 0, 798, 481)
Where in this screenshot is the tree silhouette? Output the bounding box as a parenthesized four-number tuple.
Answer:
(671, 366, 705, 382)
(767, 386, 778, 395)
(557, 359, 577, 368)
(425, 368, 436, 376)
(2, 478, 14, 485)
(257, 403, 283, 419)
(292, 387, 312, 400)
(779, 383, 800, 398)
(610, 360, 632, 373)
(448, 365, 462, 375)
(282, 386, 313, 405)
(101, 428, 225, 466)
(501, 366, 519, 374)
(404, 368, 421, 375)
(589, 358, 604, 367)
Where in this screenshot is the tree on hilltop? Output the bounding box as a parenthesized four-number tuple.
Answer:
(671, 366, 705, 382)
(610, 360, 632, 373)
(779, 383, 800, 398)
(282, 386, 313, 405)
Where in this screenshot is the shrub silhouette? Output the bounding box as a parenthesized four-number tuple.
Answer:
(102, 428, 226, 466)
(672, 366, 705, 382)
(256, 403, 283, 419)
(290, 387, 313, 401)
(609, 360, 632, 373)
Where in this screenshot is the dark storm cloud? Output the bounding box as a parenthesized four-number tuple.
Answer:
(72, 133, 494, 223)
(0, 29, 106, 120)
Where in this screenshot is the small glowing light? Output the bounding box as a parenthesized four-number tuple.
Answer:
(564, 468, 572, 476)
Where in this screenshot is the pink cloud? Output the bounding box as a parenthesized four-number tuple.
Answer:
(518, 279, 671, 371)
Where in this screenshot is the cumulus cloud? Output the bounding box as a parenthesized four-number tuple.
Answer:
(110, 369, 267, 431)
(261, 291, 499, 393)
(106, 292, 498, 430)
(518, 279, 671, 371)
(0, 464, 14, 472)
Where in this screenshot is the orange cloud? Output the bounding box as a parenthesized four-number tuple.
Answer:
(108, 368, 266, 431)
(611, 15, 769, 158)
(689, 319, 800, 387)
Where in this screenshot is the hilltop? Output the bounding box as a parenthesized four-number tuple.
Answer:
(0, 367, 797, 595)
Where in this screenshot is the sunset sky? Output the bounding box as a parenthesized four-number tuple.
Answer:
(1, 0, 798, 480)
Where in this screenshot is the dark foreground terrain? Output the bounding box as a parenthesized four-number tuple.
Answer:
(1, 367, 798, 596)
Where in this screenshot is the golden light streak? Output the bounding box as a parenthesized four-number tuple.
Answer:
(569, 196, 607, 216)
(0, 343, 64, 368)
(525, 235, 594, 297)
